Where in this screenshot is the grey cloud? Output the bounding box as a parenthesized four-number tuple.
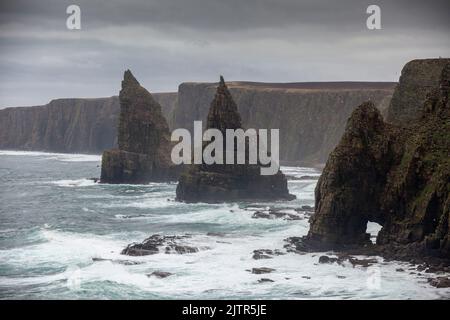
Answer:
(0, 0, 449, 107)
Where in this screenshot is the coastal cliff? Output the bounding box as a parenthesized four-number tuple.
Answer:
(0, 97, 119, 154)
(174, 82, 394, 164)
(303, 59, 450, 261)
(0, 93, 176, 154)
(387, 58, 450, 124)
(0, 82, 394, 165)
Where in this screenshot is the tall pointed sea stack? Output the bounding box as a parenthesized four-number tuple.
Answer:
(100, 70, 178, 183)
(176, 76, 295, 203)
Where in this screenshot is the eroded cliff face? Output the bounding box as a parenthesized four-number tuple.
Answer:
(173, 82, 394, 165)
(304, 59, 450, 260)
(0, 94, 176, 154)
(0, 97, 119, 154)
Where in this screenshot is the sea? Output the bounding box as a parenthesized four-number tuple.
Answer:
(0, 151, 448, 299)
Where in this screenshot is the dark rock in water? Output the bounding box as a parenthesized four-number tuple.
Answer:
(121, 234, 200, 256)
(101, 70, 181, 184)
(417, 265, 427, 272)
(317, 254, 376, 267)
(168, 245, 198, 254)
(302, 59, 450, 261)
(250, 267, 276, 274)
(258, 278, 274, 283)
(396, 268, 405, 272)
(347, 257, 377, 268)
(251, 209, 302, 221)
(253, 253, 272, 260)
(301, 276, 311, 279)
(92, 257, 109, 262)
(148, 271, 173, 278)
(176, 76, 295, 203)
(283, 237, 308, 254)
(428, 277, 450, 288)
(91, 257, 142, 265)
(318, 255, 339, 264)
(252, 249, 285, 260)
(121, 243, 159, 256)
(424, 266, 445, 274)
(300, 205, 314, 212)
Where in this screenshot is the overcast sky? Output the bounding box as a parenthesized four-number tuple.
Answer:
(0, 0, 449, 107)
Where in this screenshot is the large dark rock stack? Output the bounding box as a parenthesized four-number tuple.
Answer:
(305, 101, 400, 248)
(176, 76, 295, 203)
(100, 70, 179, 183)
(303, 59, 450, 260)
(387, 58, 450, 125)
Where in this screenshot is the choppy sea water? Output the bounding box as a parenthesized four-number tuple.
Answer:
(0, 151, 448, 299)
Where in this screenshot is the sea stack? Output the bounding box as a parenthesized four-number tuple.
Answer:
(100, 70, 178, 183)
(303, 59, 450, 260)
(176, 76, 295, 203)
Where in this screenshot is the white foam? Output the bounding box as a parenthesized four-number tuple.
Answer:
(0, 150, 101, 162)
(1, 160, 449, 299)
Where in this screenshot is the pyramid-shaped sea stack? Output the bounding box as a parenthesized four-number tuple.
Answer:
(100, 70, 179, 183)
(176, 76, 295, 202)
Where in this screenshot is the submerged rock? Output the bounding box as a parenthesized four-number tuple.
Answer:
(100, 70, 180, 184)
(286, 175, 320, 181)
(318, 255, 339, 264)
(299, 205, 314, 212)
(148, 271, 173, 279)
(302, 59, 450, 261)
(428, 277, 450, 288)
(250, 267, 276, 274)
(347, 257, 377, 268)
(257, 278, 274, 283)
(176, 76, 295, 203)
(121, 234, 200, 256)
